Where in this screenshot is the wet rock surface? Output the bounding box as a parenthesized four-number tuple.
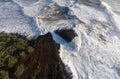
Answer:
(38, 3, 71, 21)
(55, 29, 78, 42)
(0, 33, 72, 79)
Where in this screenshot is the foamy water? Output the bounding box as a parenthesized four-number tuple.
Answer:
(0, 0, 120, 79)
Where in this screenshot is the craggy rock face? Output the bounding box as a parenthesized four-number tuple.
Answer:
(55, 29, 78, 42)
(31, 33, 72, 79)
(0, 33, 72, 79)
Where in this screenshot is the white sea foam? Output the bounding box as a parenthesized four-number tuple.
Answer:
(0, 0, 120, 79)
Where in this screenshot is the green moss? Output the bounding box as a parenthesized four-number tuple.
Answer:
(19, 51, 26, 57)
(0, 32, 34, 68)
(14, 64, 24, 77)
(7, 56, 17, 67)
(0, 71, 9, 79)
(0, 32, 35, 78)
(0, 51, 9, 67)
(26, 46, 34, 53)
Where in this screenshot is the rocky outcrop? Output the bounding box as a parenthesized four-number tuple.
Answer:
(55, 29, 78, 42)
(20, 33, 72, 79)
(0, 33, 72, 79)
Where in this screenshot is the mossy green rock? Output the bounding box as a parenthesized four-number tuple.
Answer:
(26, 46, 34, 53)
(0, 71, 9, 79)
(7, 56, 17, 67)
(0, 32, 34, 68)
(0, 32, 72, 79)
(14, 64, 24, 77)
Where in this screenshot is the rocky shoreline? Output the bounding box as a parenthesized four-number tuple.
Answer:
(0, 32, 72, 79)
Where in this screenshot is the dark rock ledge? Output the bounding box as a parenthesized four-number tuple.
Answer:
(0, 32, 72, 79)
(55, 29, 78, 42)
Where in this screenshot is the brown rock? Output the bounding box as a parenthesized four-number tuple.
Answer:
(0, 33, 72, 79)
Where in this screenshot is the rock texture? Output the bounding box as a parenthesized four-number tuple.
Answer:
(0, 33, 72, 79)
(55, 29, 78, 42)
(38, 3, 70, 21)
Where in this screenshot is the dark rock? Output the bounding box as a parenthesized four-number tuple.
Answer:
(20, 33, 72, 79)
(32, 33, 72, 79)
(0, 32, 72, 79)
(55, 29, 78, 42)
